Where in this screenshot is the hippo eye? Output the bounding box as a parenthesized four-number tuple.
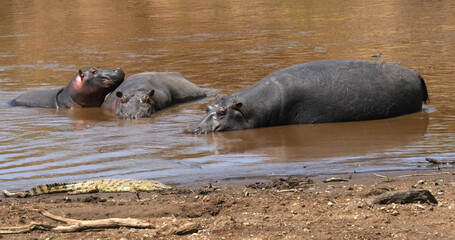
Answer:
(216, 109, 226, 116)
(90, 68, 98, 75)
(141, 95, 151, 104)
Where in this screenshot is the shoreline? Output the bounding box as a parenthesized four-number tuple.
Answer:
(1, 169, 454, 239)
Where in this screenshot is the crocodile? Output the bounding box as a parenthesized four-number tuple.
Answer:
(2, 179, 171, 198)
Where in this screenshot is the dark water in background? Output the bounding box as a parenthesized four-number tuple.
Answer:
(0, 0, 454, 190)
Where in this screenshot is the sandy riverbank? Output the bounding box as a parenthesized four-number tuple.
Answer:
(1, 170, 454, 239)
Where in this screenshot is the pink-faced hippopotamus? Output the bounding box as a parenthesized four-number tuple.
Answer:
(186, 60, 429, 134)
(9, 67, 125, 108)
(101, 72, 206, 119)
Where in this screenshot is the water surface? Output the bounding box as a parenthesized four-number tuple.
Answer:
(1, 0, 455, 190)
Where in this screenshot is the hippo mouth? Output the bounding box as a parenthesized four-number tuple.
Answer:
(101, 76, 113, 87)
(185, 123, 217, 135)
(185, 126, 210, 135)
(213, 124, 222, 132)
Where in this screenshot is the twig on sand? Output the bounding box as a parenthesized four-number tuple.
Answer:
(323, 177, 348, 183)
(373, 173, 388, 179)
(373, 173, 393, 182)
(373, 171, 453, 181)
(0, 209, 153, 234)
(0, 222, 54, 234)
(277, 189, 298, 193)
(426, 158, 455, 165)
(396, 172, 451, 178)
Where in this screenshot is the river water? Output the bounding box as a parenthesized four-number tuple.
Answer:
(1, 0, 454, 191)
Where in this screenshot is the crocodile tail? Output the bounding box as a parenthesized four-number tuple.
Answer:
(27, 182, 74, 196)
(420, 75, 429, 104)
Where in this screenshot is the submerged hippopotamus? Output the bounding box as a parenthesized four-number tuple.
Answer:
(9, 67, 125, 108)
(101, 72, 206, 119)
(187, 60, 429, 134)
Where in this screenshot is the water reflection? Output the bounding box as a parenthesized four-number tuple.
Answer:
(205, 113, 429, 162)
(62, 108, 116, 122)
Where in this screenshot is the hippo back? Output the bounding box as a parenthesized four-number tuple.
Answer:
(137, 72, 206, 103)
(261, 60, 427, 124)
(9, 88, 63, 108)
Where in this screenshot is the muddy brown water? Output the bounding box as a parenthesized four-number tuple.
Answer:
(1, 0, 454, 190)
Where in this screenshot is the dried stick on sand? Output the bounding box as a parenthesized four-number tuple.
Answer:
(426, 158, 455, 164)
(0, 209, 153, 234)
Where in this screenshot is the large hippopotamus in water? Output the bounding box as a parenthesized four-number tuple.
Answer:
(186, 60, 429, 134)
(9, 67, 125, 108)
(101, 72, 206, 119)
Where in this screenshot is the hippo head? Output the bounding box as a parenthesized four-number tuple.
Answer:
(186, 98, 251, 134)
(68, 67, 125, 107)
(114, 89, 156, 119)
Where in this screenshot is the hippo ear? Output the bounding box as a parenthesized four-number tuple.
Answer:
(116, 91, 127, 103)
(232, 101, 248, 123)
(74, 70, 85, 84)
(143, 90, 155, 103)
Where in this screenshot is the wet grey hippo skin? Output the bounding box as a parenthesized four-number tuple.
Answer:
(9, 67, 125, 108)
(187, 60, 429, 134)
(101, 72, 206, 119)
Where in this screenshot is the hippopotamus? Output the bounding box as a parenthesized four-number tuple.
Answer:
(9, 67, 125, 108)
(186, 60, 429, 134)
(101, 72, 206, 119)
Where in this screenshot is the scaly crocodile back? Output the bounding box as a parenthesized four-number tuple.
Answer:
(2, 179, 171, 198)
(71, 179, 172, 193)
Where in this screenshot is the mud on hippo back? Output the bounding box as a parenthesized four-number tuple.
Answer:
(187, 60, 429, 134)
(101, 72, 206, 119)
(9, 67, 125, 108)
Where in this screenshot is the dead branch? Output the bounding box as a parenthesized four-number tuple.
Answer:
(373, 173, 392, 182)
(0, 222, 54, 234)
(426, 158, 455, 164)
(323, 177, 348, 183)
(396, 171, 451, 178)
(373, 173, 388, 179)
(277, 189, 298, 193)
(2, 189, 27, 198)
(0, 209, 153, 234)
(41, 210, 152, 232)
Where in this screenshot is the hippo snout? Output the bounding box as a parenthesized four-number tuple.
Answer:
(117, 106, 153, 119)
(186, 112, 219, 134)
(185, 123, 212, 135)
(110, 68, 125, 81)
(185, 124, 202, 134)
